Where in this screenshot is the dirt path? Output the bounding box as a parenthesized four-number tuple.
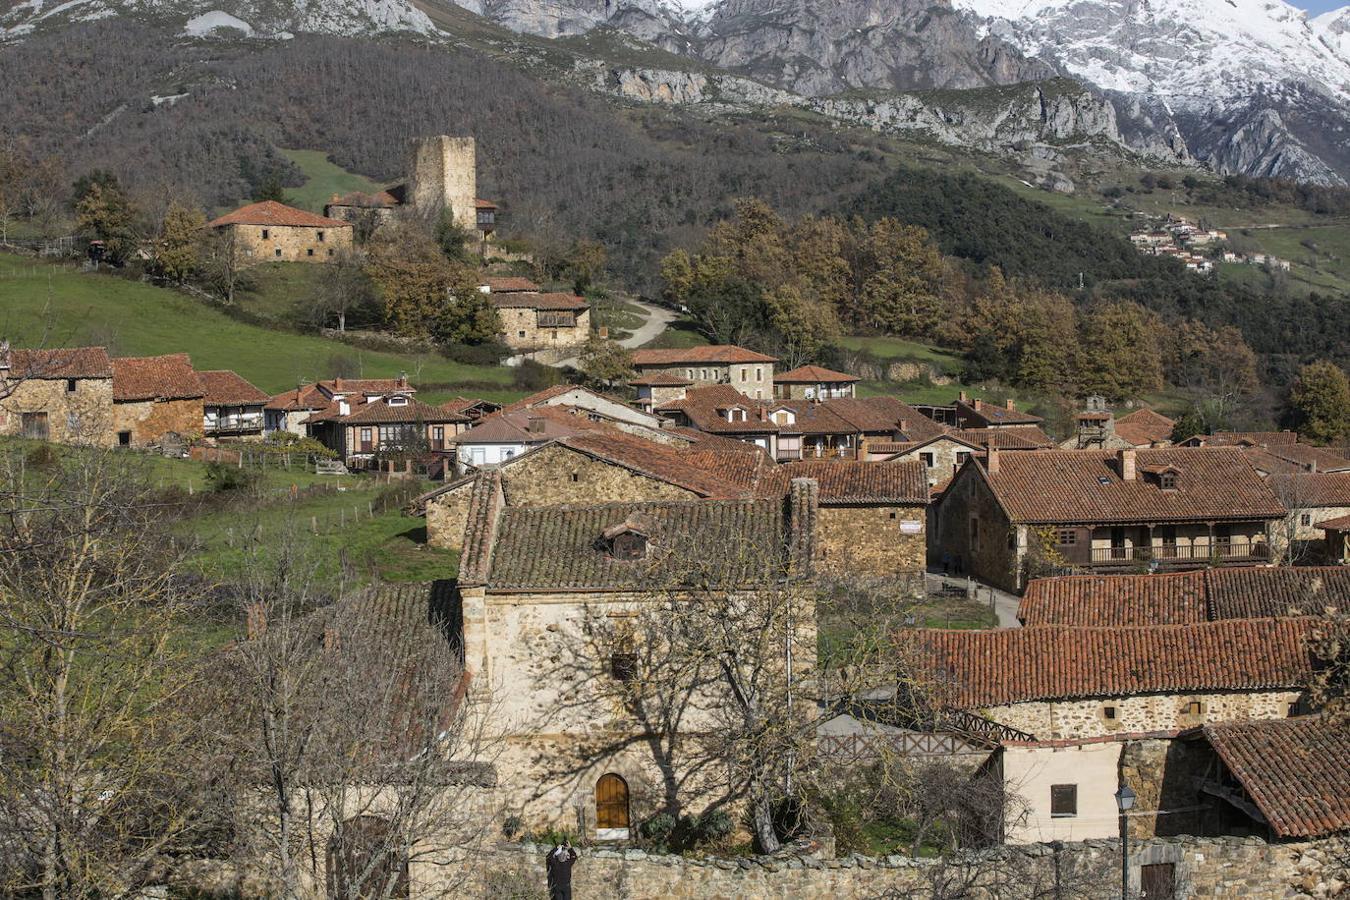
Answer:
(507, 299, 677, 369)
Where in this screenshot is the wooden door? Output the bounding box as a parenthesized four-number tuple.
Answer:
(1140, 862, 1176, 899)
(595, 774, 630, 829)
(21, 412, 49, 440)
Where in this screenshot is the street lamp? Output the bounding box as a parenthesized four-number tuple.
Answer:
(1116, 784, 1137, 899)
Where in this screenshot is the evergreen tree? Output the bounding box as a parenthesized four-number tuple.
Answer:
(75, 178, 138, 264)
(154, 201, 206, 283)
(1290, 360, 1350, 445)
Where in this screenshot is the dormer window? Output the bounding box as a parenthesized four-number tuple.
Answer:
(388, 395, 409, 407)
(726, 407, 748, 423)
(611, 532, 647, 560)
(1159, 472, 1178, 490)
(601, 514, 657, 561)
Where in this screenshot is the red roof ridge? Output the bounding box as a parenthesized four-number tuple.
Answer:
(207, 200, 352, 230)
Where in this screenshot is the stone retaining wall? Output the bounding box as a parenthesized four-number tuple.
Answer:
(466, 835, 1339, 899)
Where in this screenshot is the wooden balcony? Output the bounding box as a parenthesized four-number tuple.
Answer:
(1087, 540, 1270, 568)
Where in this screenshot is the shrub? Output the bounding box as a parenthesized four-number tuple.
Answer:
(442, 341, 509, 366)
(512, 359, 562, 392)
(204, 461, 258, 493)
(502, 815, 524, 840)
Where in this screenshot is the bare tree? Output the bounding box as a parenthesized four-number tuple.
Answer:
(1269, 473, 1324, 566)
(0, 446, 214, 899)
(199, 227, 253, 305)
(307, 247, 376, 333)
(209, 535, 501, 899)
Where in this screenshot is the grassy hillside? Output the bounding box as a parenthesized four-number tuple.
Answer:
(0, 255, 521, 403)
(278, 148, 389, 214)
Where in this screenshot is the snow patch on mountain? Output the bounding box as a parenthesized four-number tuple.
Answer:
(2, 0, 436, 38)
(184, 9, 252, 33)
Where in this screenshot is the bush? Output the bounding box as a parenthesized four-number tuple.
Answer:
(640, 813, 678, 853)
(693, 809, 733, 843)
(512, 359, 562, 392)
(502, 815, 524, 840)
(204, 462, 258, 493)
(442, 341, 509, 366)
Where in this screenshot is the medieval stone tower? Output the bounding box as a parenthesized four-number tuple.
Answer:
(408, 136, 476, 231)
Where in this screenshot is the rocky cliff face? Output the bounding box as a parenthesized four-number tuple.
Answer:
(697, 0, 1053, 96)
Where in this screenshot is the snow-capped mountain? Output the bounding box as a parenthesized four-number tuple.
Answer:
(1316, 5, 1350, 61)
(1, 0, 435, 38)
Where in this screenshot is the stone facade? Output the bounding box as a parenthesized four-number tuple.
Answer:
(228, 222, 352, 264)
(931, 464, 1019, 590)
(408, 135, 477, 230)
(887, 437, 978, 488)
(636, 362, 775, 400)
(423, 444, 701, 551)
(113, 397, 203, 448)
(982, 690, 1302, 741)
(0, 376, 115, 446)
(814, 504, 925, 588)
(496, 305, 592, 351)
(456, 835, 1331, 899)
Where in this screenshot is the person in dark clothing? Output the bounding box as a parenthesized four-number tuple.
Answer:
(546, 841, 578, 900)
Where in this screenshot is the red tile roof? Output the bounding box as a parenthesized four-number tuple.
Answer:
(481, 276, 541, 293)
(1267, 472, 1350, 507)
(1114, 408, 1175, 446)
(958, 398, 1044, 427)
(339, 396, 467, 425)
(489, 292, 589, 311)
(453, 406, 595, 444)
(1249, 444, 1350, 474)
(769, 460, 929, 504)
(908, 618, 1317, 709)
(952, 427, 1055, 450)
(552, 431, 755, 499)
(774, 365, 859, 384)
(265, 384, 330, 412)
(1183, 430, 1299, 447)
(2, 346, 112, 379)
(111, 354, 204, 402)
(474, 199, 497, 210)
(1020, 567, 1350, 627)
(440, 397, 501, 419)
(631, 345, 778, 366)
(207, 200, 351, 230)
(979, 447, 1286, 524)
(327, 190, 399, 209)
(1320, 514, 1350, 531)
(1203, 715, 1350, 838)
(198, 370, 269, 406)
(629, 373, 694, 387)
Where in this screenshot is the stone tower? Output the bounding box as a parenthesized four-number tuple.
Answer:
(408, 136, 476, 231)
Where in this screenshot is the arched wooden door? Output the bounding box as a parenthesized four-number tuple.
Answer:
(327, 815, 409, 899)
(595, 773, 631, 833)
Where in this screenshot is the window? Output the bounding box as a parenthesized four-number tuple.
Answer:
(1185, 700, 1203, 716)
(955, 451, 971, 465)
(1103, 705, 1118, 720)
(261, 229, 270, 240)
(306, 248, 314, 257)
(611, 532, 647, 560)
(610, 652, 638, 681)
(889, 511, 897, 519)
(518, 331, 526, 338)
(1301, 513, 1312, 526)
(969, 518, 979, 547)
(1160, 472, 1178, 490)
(388, 396, 408, 406)
(1055, 530, 1077, 546)
(117, 430, 131, 447)
(686, 369, 693, 380)
(359, 427, 373, 450)
(755, 367, 763, 381)
(1050, 784, 1078, 818)
(431, 426, 444, 448)
(65, 378, 77, 393)
(740, 368, 748, 381)
(570, 473, 579, 482)
(274, 248, 282, 258)
(327, 248, 334, 256)
(920, 452, 935, 468)
(317, 230, 325, 242)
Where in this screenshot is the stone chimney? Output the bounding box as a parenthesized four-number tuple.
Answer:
(1119, 448, 1137, 481)
(958, 390, 968, 403)
(786, 477, 818, 579)
(1006, 399, 1016, 411)
(527, 415, 545, 434)
(986, 448, 1000, 476)
(397, 370, 409, 389)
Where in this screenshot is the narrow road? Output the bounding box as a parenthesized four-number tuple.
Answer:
(510, 298, 677, 369)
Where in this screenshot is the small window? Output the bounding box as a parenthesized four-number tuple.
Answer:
(920, 452, 935, 468)
(740, 368, 748, 381)
(317, 230, 325, 242)
(306, 248, 314, 257)
(756, 367, 763, 381)
(518, 331, 526, 338)
(275, 248, 282, 258)
(65, 378, 77, 393)
(327, 248, 334, 257)
(1185, 700, 1203, 716)
(117, 431, 131, 447)
(1160, 472, 1178, 490)
(956, 451, 971, 465)
(1055, 530, 1077, 546)
(610, 652, 638, 682)
(261, 228, 270, 240)
(1050, 785, 1078, 818)
(1300, 514, 1312, 526)
(1103, 705, 1118, 720)
(889, 511, 897, 520)
(570, 473, 579, 483)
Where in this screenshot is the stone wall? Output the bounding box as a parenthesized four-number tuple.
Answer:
(496, 306, 591, 351)
(931, 467, 1019, 591)
(0, 376, 115, 446)
(113, 397, 203, 448)
(636, 362, 774, 400)
(228, 222, 353, 264)
(814, 504, 925, 586)
(984, 690, 1302, 741)
(462, 835, 1333, 899)
(408, 135, 476, 230)
(891, 437, 976, 488)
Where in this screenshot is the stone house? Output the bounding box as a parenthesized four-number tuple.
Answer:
(954, 396, 1044, 431)
(1320, 514, 1350, 564)
(932, 447, 1286, 592)
(111, 354, 205, 449)
(630, 373, 695, 413)
(499, 384, 665, 432)
(452, 472, 819, 835)
(450, 406, 596, 469)
(264, 377, 422, 438)
(306, 391, 471, 470)
(773, 364, 858, 400)
(0, 345, 115, 446)
(1113, 408, 1176, 448)
(199, 370, 268, 442)
(874, 434, 983, 487)
(629, 346, 778, 399)
(491, 293, 591, 351)
(479, 275, 539, 294)
(206, 200, 353, 263)
(906, 617, 1316, 742)
(1017, 566, 1349, 627)
(413, 429, 759, 551)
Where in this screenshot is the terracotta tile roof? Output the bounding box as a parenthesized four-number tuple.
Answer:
(1020, 567, 1349, 627)
(1183, 431, 1299, 447)
(489, 292, 588, 311)
(1258, 444, 1350, 473)
(481, 276, 540, 293)
(265, 384, 330, 412)
(980, 447, 1286, 524)
(339, 396, 467, 425)
(475, 498, 786, 592)
(474, 198, 497, 210)
(327, 190, 399, 209)
(629, 373, 694, 387)
(453, 406, 595, 444)
(952, 427, 1055, 450)
(207, 200, 351, 230)
(1268, 472, 1350, 507)
(1114, 408, 1175, 446)
(2, 346, 112, 379)
(1320, 514, 1350, 531)
(1202, 715, 1350, 838)
(677, 445, 777, 494)
(827, 397, 946, 440)
(198, 370, 269, 406)
(769, 460, 929, 504)
(907, 618, 1317, 709)
(319, 377, 412, 396)
(957, 398, 1044, 427)
(440, 397, 501, 419)
(553, 431, 756, 499)
(774, 365, 859, 383)
(499, 385, 623, 415)
(631, 345, 778, 366)
(111, 354, 204, 401)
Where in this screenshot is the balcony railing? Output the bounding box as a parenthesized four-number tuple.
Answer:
(204, 413, 264, 434)
(1088, 540, 1270, 565)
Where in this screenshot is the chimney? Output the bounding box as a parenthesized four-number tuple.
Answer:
(397, 370, 409, 389)
(986, 448, 1000, 476)
(899, 419, 909, 436)
(1006, 399, 1016, 411)
(1119, 448, 1137, 481)
(786, 477, 818, 579)
(527, 415, 545, 434)
(958, 390, 968, 403)
(0, 340, 10, 373)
